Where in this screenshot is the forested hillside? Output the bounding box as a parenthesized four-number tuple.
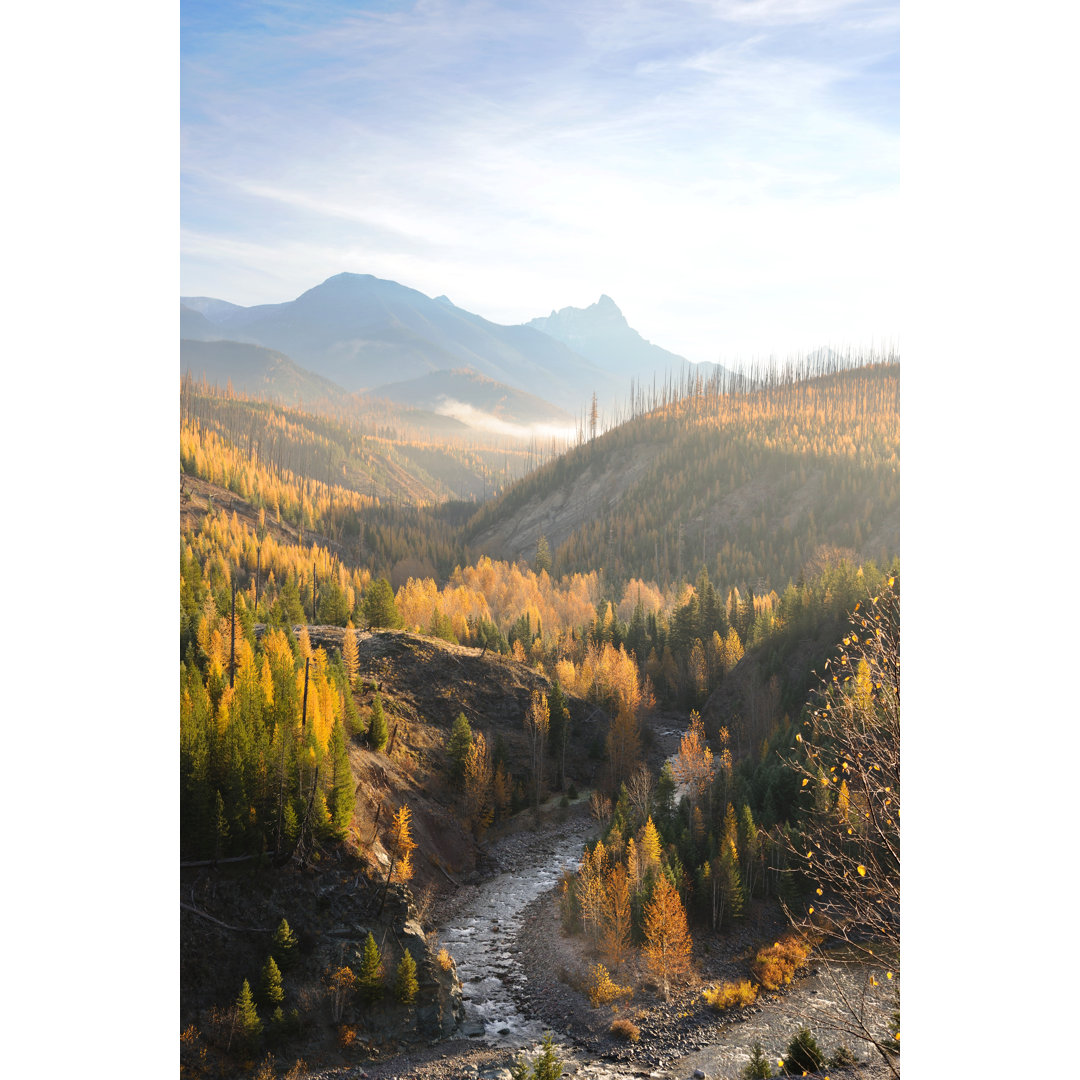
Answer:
(467, 361, 899, 589)
(179, 355, 900, 1078)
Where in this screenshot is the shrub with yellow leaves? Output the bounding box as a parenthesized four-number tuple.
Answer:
(702, 979, 759, 1011)
(585, 963, 633, 1007)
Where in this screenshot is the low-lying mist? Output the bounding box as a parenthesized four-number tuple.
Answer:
(434, 397, 577, 442)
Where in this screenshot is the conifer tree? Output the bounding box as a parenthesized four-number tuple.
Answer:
(601, 862, 633, 969)
(327, 719, 355, 839)
(742, 1040, 775, 1079)
(260, 955, 284, 1007)
(714, 845, 745, 928)
(642, 873, 693, 1000)
(342, 623, 360, 686)
(395, 948, 419, 1004)
(524, 689, 549, 812)
(273, 918, 299, 970)
(387, 804, 417, 883)
(547, 681, 571, 790)
(463, 730, 494, 837)
(235, 979, 262, 1047)
(368, 692, 388, 751)
(446, 712, 473, 788)
(356, 932, 384, 1003)
(362, 577, 402, 629)
(311, 788, 334, 841)
(641, 816, 663, 870)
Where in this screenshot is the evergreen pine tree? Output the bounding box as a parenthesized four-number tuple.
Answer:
(532, 1032, 564, 1080)
(362, 578, 402, 629)
(328, 719, 355, 839)
(547, 681, 571, 790)
(395, 948, 419, 1004)
(356, 932, 384, 1003)
(235, 979, 263, 1046)
(535, 534, 552, 574)
(368, 692, 389, 751)
(782, 1027, 825, 1074)
(445, 712, 473, 788)
(741, 1040, 775, 1079)
(273, 918, 299, 969)
(260, 955, 284, 1007)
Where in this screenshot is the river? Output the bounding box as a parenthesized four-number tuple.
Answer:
(434, 802, 895, 1079)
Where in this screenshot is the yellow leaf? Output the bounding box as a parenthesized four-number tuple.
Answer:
(802, 779, 809, 787)
(886, 971, 893, 979)
(857, 865, 867, 876)
(809, 906, 814, 914)
(816, 888, 822, 895)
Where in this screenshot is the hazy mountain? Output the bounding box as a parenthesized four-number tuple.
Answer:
(180, 338, 350, 407)
(527, 295, 726, 385)
(180, 273, 619, 412)
(370, 368, 573, 429)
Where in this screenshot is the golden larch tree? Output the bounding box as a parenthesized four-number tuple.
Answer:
(601, 862, 633, 970)
(642, 873, 693, 1001)
(387, 804, 417, 883)
(342, 623, 360, 686)
(673, 710, 715, 817)
(640, 816, 663, 871)
(463, 731, 494, 837)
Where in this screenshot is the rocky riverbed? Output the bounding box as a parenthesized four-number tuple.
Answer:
(352, 801, 898, 1080)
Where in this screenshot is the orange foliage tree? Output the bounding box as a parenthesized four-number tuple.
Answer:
(642, 874, 693, 1001)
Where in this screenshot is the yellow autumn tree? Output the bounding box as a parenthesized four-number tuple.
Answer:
(462, 731, 494, 837)
(642, 873, 693, 1001)
(640, 817, 662, 872)
(387, 804, 417, 883)
(601, 862, 633, 970)
(342, 622, 360, 686)
(523, 689, 549, 812)
(673, 711, 715, 817)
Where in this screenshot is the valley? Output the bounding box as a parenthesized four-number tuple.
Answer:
(179, 315, 900, 1080)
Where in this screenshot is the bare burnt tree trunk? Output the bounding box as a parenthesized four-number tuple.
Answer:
(229, 578, 236, 688)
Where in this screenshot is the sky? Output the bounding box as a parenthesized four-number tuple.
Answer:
(181, 0, 899, 365)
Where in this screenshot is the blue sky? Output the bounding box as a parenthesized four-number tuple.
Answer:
(181, 0, 899, 364)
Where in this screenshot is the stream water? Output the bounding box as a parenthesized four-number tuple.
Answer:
(436, 796, 894, 1078)
(438, 814, 594, 1047)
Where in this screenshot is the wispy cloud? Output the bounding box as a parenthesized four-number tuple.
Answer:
(181, 0, 898, 361)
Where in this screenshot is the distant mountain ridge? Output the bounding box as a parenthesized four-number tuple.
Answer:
(181, 273, 618, 413)
(180, 273, 709, 418)
(527, 295, 722, 386)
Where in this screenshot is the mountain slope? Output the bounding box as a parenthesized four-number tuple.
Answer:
(180, 337, 352, 406)
(528, 295, 725, 385)
(466, 363, 899, 591)
(181, 273, 618, 411)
